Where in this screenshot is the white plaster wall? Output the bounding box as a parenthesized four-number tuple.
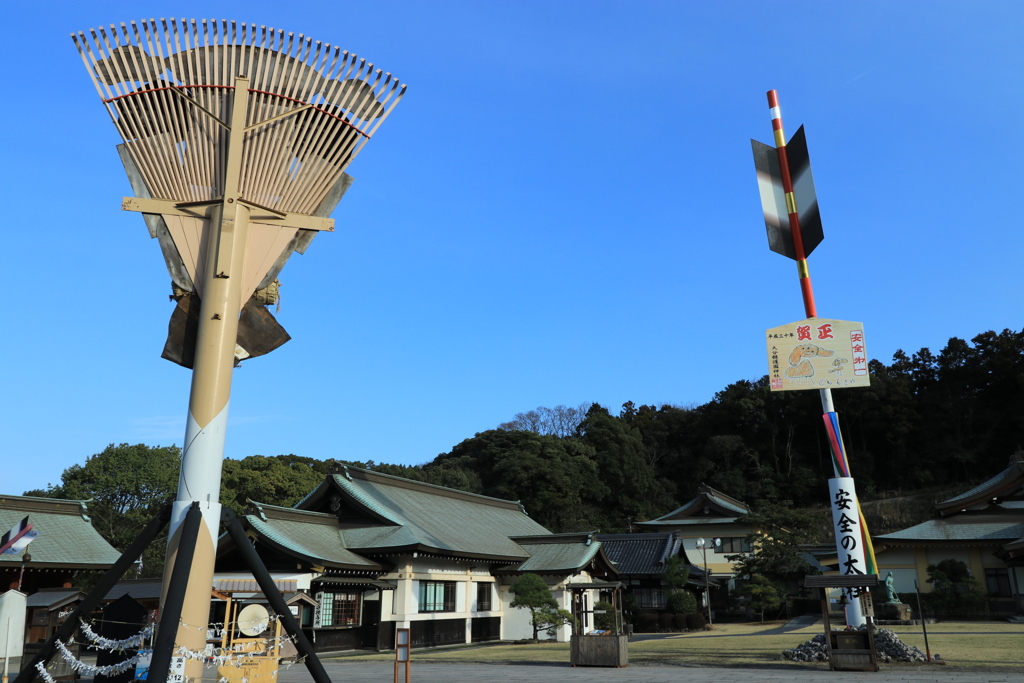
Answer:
(979, 547, 1003, 565)
(499, 584, 535, 640)
(883, 568, 920, 594)
(876, 548, 916, 565)
(455, 582, 467, 613)
(926, 548, 971, 568)
(676, 525, 754, 573)
(0, 590, 26, 658)
(379, 589, 394, 622)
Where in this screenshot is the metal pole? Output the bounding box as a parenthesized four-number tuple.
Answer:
(703, 545, 712, 627)
(161, 76, 252, 683)
(914, 580, 931, 661)
(149, 504, 202, 683)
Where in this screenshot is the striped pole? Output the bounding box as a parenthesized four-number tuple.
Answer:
(161, 76, 253, 682)
(766, 91, 877, 624)
(767, 90, 816, 319)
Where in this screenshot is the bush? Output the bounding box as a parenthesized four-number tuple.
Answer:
(634, 611, 658, 632)
(926, 559, 987, 618)
(685, 613, 707, 630)
(672, 613, 688, 629)
(666, 588, 698, 615)
(593, 601, 615, 630)
(623, 593, 639, 622)
(536, 607, 576, 638)
(658, 612, 675, 629)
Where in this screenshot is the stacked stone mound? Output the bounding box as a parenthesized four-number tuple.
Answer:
(782, 627, 927, 663)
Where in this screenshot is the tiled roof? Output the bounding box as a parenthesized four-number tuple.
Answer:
(0, 495, 120, 569)
(26, 588, 84, 609)
(875, 517, 1024, 543)
(636, 517, 746, 527)
(642, 485, 750, 524)
(703, 488, 750, 515)
(243, 505, 382, 570)
(103, 579, 164, 602)
(937, 462, 1024, 511)
(499, 533, 605, 573)
(301, 469, 551, 560)
(597, 533, 677, 574)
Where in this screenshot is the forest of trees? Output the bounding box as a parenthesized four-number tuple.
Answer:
(26, 327, 1024, 575)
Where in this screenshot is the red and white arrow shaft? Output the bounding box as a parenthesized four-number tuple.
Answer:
(767, 90, 817, 318)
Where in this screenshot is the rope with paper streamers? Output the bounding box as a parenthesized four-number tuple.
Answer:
(78, 619, 154, 651)
(45, 615, 298, 683)
(182, 614, 283, 640)
(174, 633, 297, 665)
(54, 639, 141, 677)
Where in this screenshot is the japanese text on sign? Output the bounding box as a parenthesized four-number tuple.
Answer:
(766, 318, 871, 391)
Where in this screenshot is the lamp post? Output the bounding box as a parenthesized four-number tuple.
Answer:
(695, 538, 720, 626)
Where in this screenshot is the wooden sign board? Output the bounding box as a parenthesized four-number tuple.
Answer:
(766, 318, 870, 391)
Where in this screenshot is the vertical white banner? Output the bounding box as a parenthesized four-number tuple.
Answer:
(828, 477, 868, 626)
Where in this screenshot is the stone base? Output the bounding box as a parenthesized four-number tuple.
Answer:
(876, 602, 912, 621)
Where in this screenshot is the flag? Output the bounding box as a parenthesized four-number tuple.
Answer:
(0, 516, 35, 554)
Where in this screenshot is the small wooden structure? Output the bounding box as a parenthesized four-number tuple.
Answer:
(567, 582, 628, 668)
(214, 583, 292, 683)
(804, 575, 880, 672)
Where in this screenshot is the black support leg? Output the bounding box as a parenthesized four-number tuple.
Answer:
(221, 508, 332, 683)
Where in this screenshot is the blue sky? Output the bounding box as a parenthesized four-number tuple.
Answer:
(3, 1, 1022, 495)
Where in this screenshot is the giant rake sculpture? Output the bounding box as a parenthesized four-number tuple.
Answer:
(66, 19, 405, 683)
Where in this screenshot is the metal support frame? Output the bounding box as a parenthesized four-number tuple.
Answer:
(148, 504, 202, 683)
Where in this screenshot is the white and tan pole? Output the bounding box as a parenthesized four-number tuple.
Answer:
(72, 21, 407, 681)
(162, 77, 252, 678)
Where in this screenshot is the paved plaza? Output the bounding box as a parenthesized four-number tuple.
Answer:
(278, 660, 1024, 683)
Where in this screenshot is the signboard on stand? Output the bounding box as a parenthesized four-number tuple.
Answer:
(766, 318, 870, 391)
(394, 628, 410, 683)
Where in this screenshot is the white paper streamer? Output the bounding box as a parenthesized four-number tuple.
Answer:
(79, 619, 154, 651)
(56, 639, 140, 676)
(35, 662, 57, 683)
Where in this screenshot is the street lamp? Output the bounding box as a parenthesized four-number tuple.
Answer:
(695, 537, 721, 626)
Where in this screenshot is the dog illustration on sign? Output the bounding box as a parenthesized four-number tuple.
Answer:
(785, 343, 833, 378)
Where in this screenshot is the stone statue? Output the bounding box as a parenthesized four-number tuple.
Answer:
(885, 571, 900, 603)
